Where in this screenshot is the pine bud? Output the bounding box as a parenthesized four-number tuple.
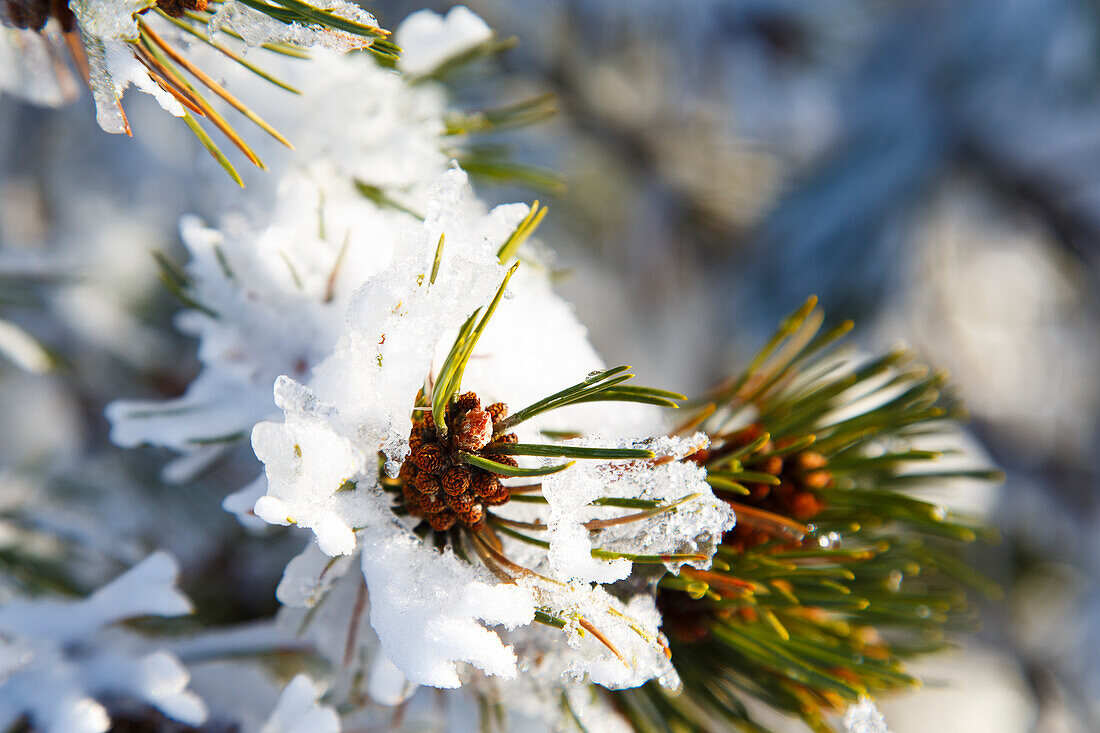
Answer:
(455, 408, 493, 451)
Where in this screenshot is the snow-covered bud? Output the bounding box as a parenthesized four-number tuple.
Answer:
(455, 407, 493, 451)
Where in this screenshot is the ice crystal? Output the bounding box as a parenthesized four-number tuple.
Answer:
(537, 433, 732, 584)
(64, 0, 385, 135)
(209, 0, 379, 53)
(69, 0, 175, 134)
(843, 697, 891, 733)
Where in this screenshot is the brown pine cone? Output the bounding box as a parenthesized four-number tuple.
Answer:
(428, 511, 457, 532)
(471, 473, 501, 500)
(420, 492, 447, 514)
(412, 443, 445, 473)
(457, 504, 484, 526)
(446, 491, 477, 514)
(413, 471, 442, 496)
(455, 408, 493, 451)
(398, 460, 418, 484)
(481, 483, 511, 507)
(441, 466, 471, 496)
(455, 392, 481, 413)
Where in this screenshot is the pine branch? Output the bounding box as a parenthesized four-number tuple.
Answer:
(620, 298, 1001, 732)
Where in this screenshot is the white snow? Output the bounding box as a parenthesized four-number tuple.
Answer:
(359, 518, 536, 688)
(397, 6, 493, 77)
(0, 552, 206, 732)
(366, 651, 417, 706)
(262, 675, 340, 733)
(275, 540, 354, 609)
(519, 579, 681, 691)
(306, 167, 521, 468)
(69, 0, 173, 134)
(538, 433, 732, 583)
(252, 380, 368, 557)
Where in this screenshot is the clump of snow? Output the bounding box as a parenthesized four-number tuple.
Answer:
(359, 516, 536, 688)
(305, 167, 521, 467)
(262, 675, 340, 733)
(275, 540, 354, 609)
(100, 40, 187, 117)
(366, 651, 416, 706)
(844, 697, 891, 733)
(0, 552, 207, 733)
(252, 378, 369, 557)
(397, 6, 493, 77)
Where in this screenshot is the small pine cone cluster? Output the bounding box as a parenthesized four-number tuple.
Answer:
(155, 0, 208, 18)
(399, 393, 519, 530)
(1, 0, 74, 32)
(722, 423, 831, 552)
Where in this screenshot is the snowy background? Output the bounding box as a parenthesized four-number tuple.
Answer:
(2, 0, 1099, 730)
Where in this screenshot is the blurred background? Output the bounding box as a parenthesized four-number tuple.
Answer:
(3, 0, 1100, 730)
